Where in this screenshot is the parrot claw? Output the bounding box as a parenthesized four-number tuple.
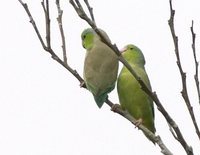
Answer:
(134, 118, 143, 128)
(80, 81, 85, 88)
(111, 104, 121, 112)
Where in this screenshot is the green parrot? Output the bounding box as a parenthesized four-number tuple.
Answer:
(117, 44, 155, 143)
(81, 28, 119, 108)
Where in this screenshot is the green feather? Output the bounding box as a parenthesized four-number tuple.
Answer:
(93, 83, 115, 108)
(81, 28, 118, 108)
(117, 44, 155, 143)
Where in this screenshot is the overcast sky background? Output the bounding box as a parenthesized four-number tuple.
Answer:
(0, 0, 200, 154)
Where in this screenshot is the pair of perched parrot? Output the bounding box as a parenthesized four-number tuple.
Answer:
(81, 28, 155, 143)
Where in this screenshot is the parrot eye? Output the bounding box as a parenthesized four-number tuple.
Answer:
(82, 35, 86, 39)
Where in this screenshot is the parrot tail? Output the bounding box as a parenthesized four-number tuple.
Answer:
(93, 83, 116, 108)
(93, 93, 108, 108)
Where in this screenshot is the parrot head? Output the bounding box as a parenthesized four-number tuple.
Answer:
(81, 28, 96, 50)
(81, 28, 111, 50)
(120, 44, 145, 66)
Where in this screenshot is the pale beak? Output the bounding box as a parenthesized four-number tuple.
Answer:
(120, 47, 127, 53)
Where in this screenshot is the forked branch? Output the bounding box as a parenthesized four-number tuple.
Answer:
(168, 0, 200, 143)
(56, 0, 67, 64)
(18, 0, 84, 85)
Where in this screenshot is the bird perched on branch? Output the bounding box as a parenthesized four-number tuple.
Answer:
(117, 44, 155, 143)
(81, 28, 118, 108)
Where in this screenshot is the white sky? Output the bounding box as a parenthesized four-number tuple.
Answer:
(0, 0, 200, 154)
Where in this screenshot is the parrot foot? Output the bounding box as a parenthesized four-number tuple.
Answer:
(134, 118, 143, 128)
(80, 81, 85, 88)
(111, 104, 121, 112)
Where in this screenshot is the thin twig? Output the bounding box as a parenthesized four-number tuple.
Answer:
(168, 0, 200, 144)
(18, 0, 46, 49)
(84, 0, 95, 23)
(41, 0, 51, 48)
(191, 21, 200, 106)
(56, 0, 67, 64)
(69, 1, 193, 154)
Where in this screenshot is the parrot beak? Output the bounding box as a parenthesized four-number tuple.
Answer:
(120, 47, 127, 53)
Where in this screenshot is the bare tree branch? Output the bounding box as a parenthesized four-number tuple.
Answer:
(18, 0, 84, 86)
(69, 0, 193, 154)
(41, 0, 51, 48)
(56, 0, 67, 64)
(84, 0, 95, 23)
(168, 0, 200, 144)
(190, 21, 200, 106)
